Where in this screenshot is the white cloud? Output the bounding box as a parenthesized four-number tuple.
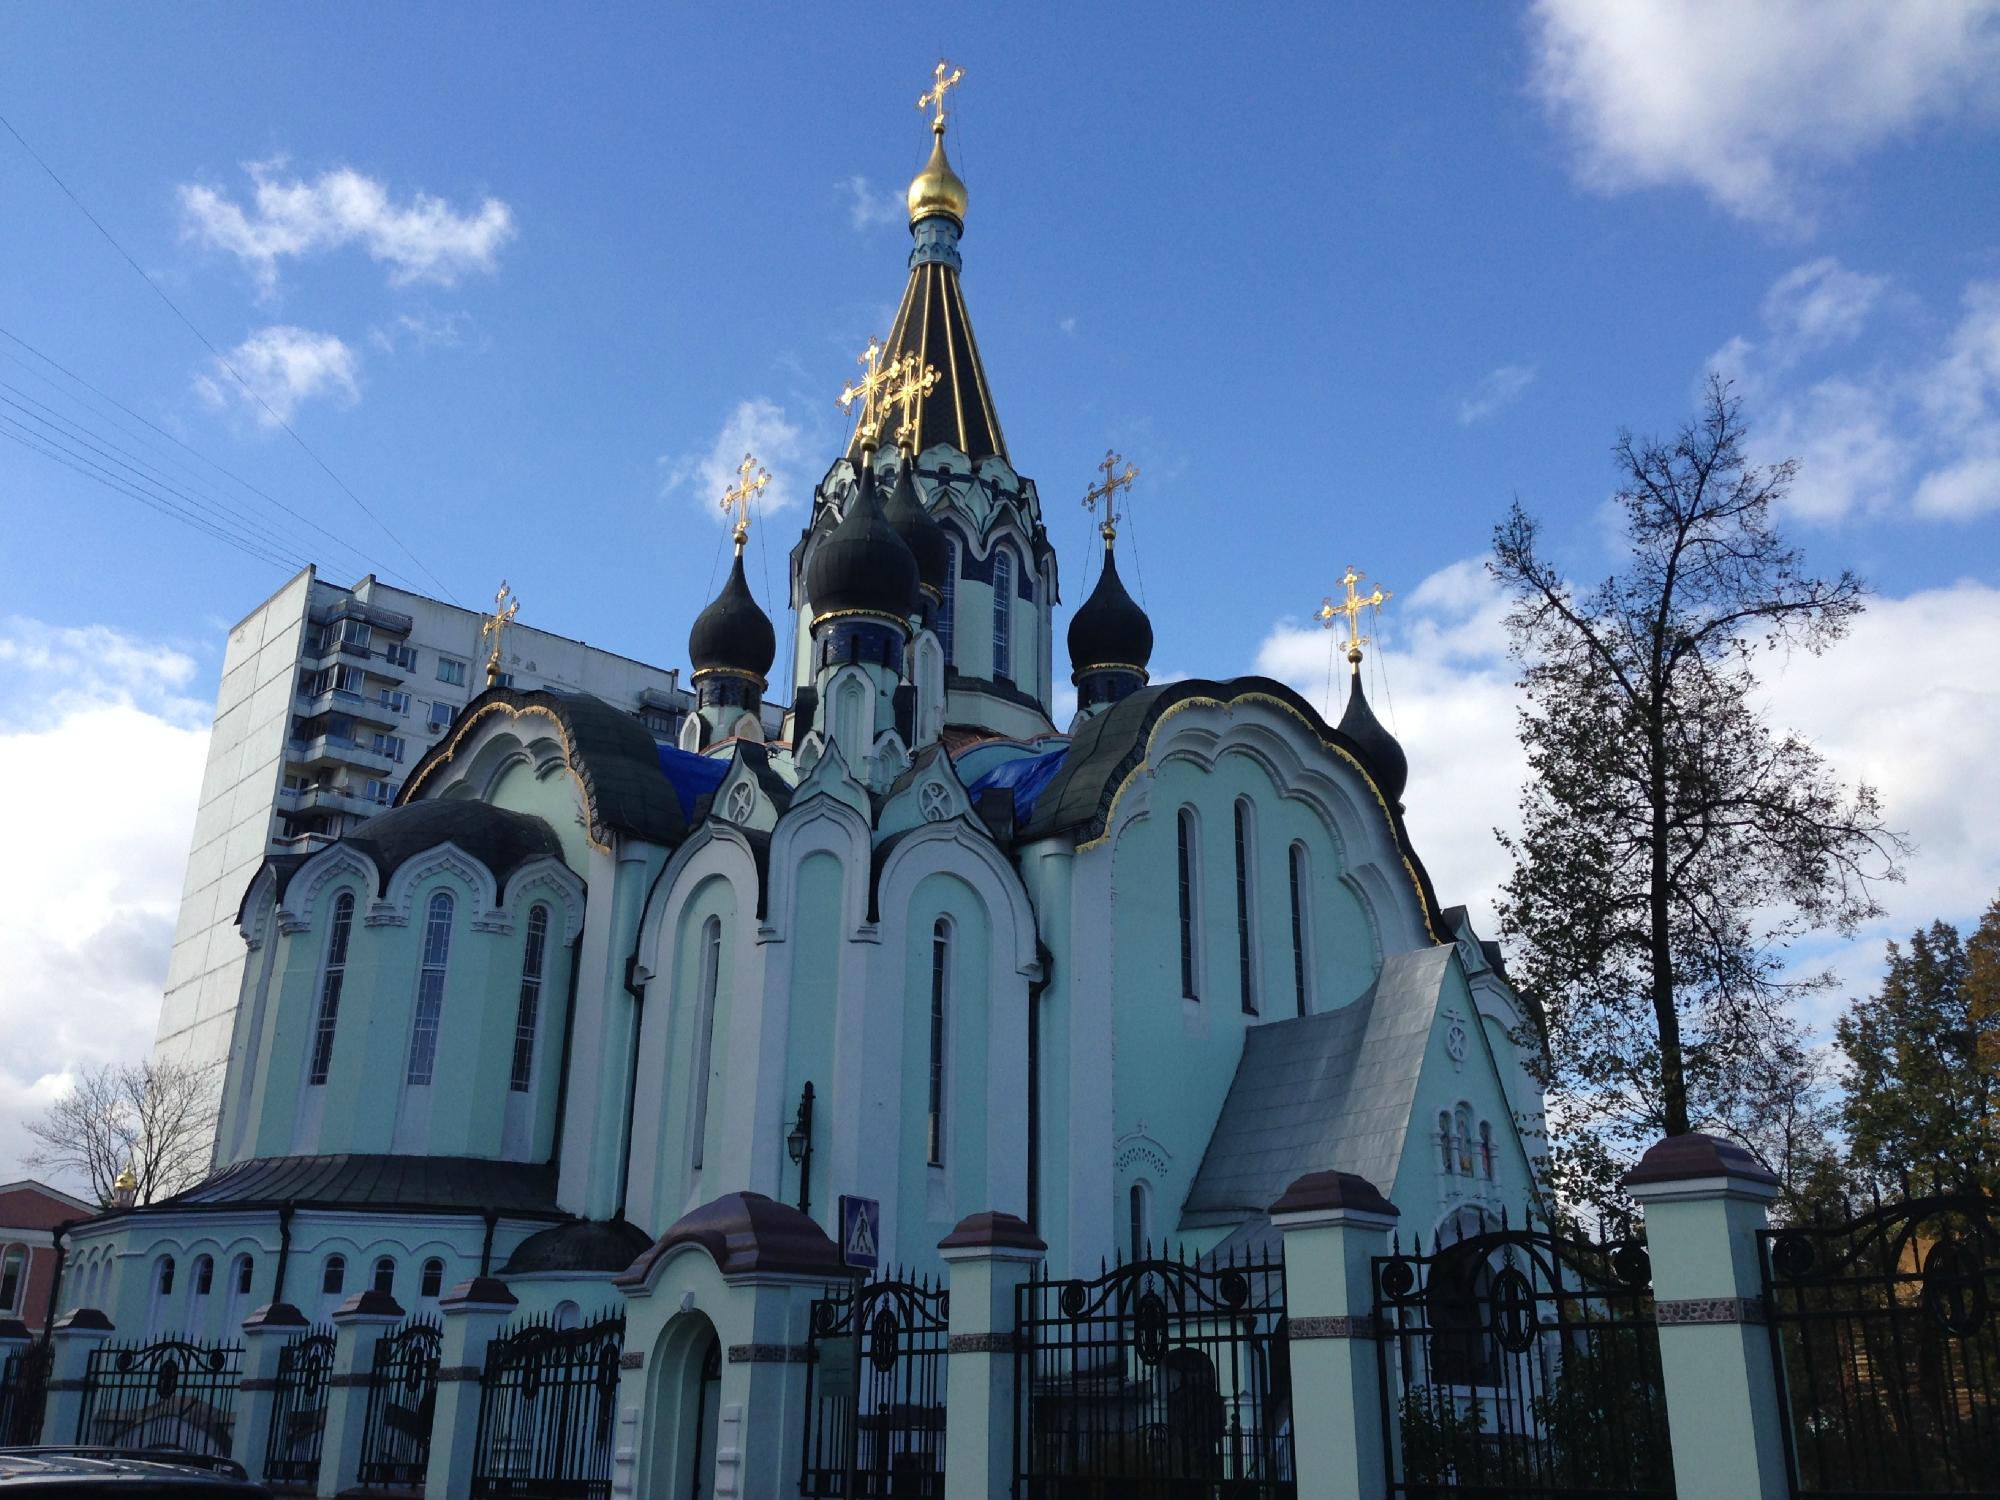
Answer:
(368, 307, 473, 356)
(180, 159, 516, 294)
(1529, 0, 2000, 231)
(1458, 364, 1537, 425)
(1253, 564, 2000, 1034)
(843, 175, 904, 232)
(1059, 317, 1078, 337)
(661, 398, 812, 528)
(0, 620, 211, 1181)
(195, 325, 360, 426)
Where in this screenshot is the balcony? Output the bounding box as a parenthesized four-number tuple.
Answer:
(278, 782, 387, 819)
(294, 687, 404, 728)
(287, 734, 399, 775)
(309, 598, 415, 636)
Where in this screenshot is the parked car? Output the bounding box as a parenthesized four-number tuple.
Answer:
(0, 1448, 270, 1496)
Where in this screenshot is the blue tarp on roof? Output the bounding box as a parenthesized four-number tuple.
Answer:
(655, 744, 729, 817)
(965, 745, 1069, 827)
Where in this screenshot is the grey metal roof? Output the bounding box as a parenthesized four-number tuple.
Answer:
(1180, 945, 1455, 1229)
(146, 1154, 563, 1218)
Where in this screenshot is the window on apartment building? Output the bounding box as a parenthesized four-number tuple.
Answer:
(365, 780, 395, 806)
(372, 733, 406, 763)
(341, 620, 372, 649)
(494, 671, 515, 689)
(638, 708, 680, 738)
(381, 689, 410, 715)
(385, 644, 417, 670)
(437, 657, 468, 687)
(428, 702, 456, 733)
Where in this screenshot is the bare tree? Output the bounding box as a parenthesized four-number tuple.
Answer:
(1490, 377, 1906, 1214)
(23, 1058, 218, 1207)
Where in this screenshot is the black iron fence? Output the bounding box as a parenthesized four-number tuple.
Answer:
(263, 1327, 334, 1488)
(358, 1315, 441, 1489)
(1761, 1190, 1999, 1495)
(801, 1270, 949, 1497)
(1374, 1212, 1673, 1498)
(1015, 1246, 1294, 1499)
(1, 1340, 51, 1446)
(76, 1337, 244, 1458)
(468, 1309, 626, 1500)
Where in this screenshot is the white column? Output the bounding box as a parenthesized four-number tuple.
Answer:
(939, 1211, 1045, 1500)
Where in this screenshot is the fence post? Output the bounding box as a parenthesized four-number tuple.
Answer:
(938, 1210, 1045, 1500)
(38, 1308, 113, 1444)
(1269, 1171, 1399, 1500)
(317, 1289, 403, 1499)
(423, 1275, 518, 1500)
(1623, 1133, 1790, 1500)
(0, 1317, 34, 1442)
(235, 1302, 309, 1485)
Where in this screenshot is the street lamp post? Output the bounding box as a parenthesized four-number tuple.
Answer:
(786, 1081, 815, 1217)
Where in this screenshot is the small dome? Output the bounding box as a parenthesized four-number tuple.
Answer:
(806, 461, 920, 624)
(908, 130, 968, 226)
(688, 550, 775, 685)
(1067, 541, 1154, 679)
(1337, 670, 1408, 805)
(882, 455, 952, 599)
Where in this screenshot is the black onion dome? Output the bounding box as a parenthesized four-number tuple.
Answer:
(882, 456, 952, 598)
(688, 551, 775, 683)
(1337, 670, 1408, 805)
(805, 461, 919, 622)
(1067, 542, 1154, 678)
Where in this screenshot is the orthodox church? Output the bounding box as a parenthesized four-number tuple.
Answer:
(61, 81, 1541, 1367)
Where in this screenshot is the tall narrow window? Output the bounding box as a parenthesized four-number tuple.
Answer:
(1288, 843, 1310, 1017)
(419, 1258, 444, 1299)
(938, 539, 958, 662)
(1234, 801, 1257, 1015)
(0, 1248, 23, 1312)
(307, 891, 355, 1084)
(321, 1256, 344, 1296)
(405, 891, 455, 1085)
(689, 916, 721, 1169)
(991, 548, 1013, 679)
(1479, 1121, 1497, 1181)
(1128, 1182, 1149, 1262)
(928, 918, 950, 1166)
(1455, 1105, 1475, 1176)
(509, 906, 550, 1091)
(1439, 1111, 1454, 1170)
(372, 1257, 395, 1295)
(1177, 808, 1200, 1000)
(194, 1255, 214, 1296)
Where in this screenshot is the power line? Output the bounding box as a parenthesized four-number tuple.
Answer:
(0, 109, 460, 604)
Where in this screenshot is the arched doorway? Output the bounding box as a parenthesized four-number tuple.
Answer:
(644, 1310, 723, 1500)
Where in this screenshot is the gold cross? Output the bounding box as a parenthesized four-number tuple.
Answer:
(887, 352, 941, 453)
(1082, 450, 1141, 539)
(481, 580, 520, 688)
(838, 336, 899, 450)
(918, 60, 964, 135)
(720, 452, 771, 550)
(1316, 567, 1390, 666)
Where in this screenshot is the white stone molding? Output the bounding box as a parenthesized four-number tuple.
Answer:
(278, 845, 382, 936)
(632, 822, 761, 987)
(762, 789, 875, 945)
(500, 856, 589, 945)
(876, 819, 1044, 983)
(238, 865, 280, 950)
(370, 841, 500, 929)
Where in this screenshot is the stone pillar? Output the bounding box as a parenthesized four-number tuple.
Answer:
(317, 1289, 402, 1500)
(1269, 1171, 1399, 1500)
(423, 1276, 518, 1500)
(235, 1302, 309, 1484)
(39, 1308, 114, 1445)
(938, 1211, 1045, 1500)
(1623, 1133, 1790, 1500)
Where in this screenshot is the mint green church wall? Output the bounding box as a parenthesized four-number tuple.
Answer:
(784, 851, 844, 1233)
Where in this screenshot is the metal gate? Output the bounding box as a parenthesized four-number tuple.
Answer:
(76, 1337, 244, 1457)
(1015, 1247, 1294, 1498)
(263, 1327, 334, 1487)
(800, 1272, 949, 1497)
(357, 1315, 441, 1488)
(1, 1341, 51, 1445)
(1374, 1213, 1673, 1498)
(468, 1310, 626, 1500)
(1762, 1190, 1998, 1495)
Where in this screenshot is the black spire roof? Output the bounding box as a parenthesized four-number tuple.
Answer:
(805, 459, 919, 622)
(1067, 540, 1153, 679)
(689, 549, 776, 684)
(1336, 669, 1408, 805)
(882, 454, 952, 599)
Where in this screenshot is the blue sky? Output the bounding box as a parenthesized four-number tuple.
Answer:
(3, 3, 1999, 1171)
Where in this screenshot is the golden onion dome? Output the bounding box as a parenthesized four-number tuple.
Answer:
(907, 129, 968, 226)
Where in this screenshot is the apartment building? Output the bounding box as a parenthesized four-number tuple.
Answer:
(153, 565, 777, 1115)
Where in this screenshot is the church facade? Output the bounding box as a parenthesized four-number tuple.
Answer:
(57, 83, 1542, 1476)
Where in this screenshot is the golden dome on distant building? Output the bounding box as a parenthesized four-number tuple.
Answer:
(907, 129, 968, 226)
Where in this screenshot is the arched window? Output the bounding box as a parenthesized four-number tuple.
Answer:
(308, 891, 355, 1084)
(1439, 1111, 1454, 1171)
(938, 538, 958, 662)
(194, 1255, 214, 1296)
(321, 1255, 345, 1297)
(553, 1300, 581, 1331)
(928, 918, 950, 1167)
(1455, 1105, 1475, 1176)
(226, 1254, 253, 1328)
(157, 1256, 176, 1297)
(149, 1255, 177, 1337)
(510, 905, 551, 1092)
(419, 1258, 445, 1300)
(1233, 800, 1257, 1015)
(689, 915, 722, 1169)
(1288, 843, 1311, 1017)
(235, 1255, 255, 1296)
(1128, 1181, 1151, 1262)
(1177, 808, 1201, 1000)
(372, 1257, 395, 1295)
(991, 547, 1013, 680)
(406, 891, 456, 1085)
(0, 1247, 23, 1312)
(1479, 1120, 1497, 1181)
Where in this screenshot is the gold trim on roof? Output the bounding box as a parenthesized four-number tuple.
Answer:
(401, 699, 613, 854)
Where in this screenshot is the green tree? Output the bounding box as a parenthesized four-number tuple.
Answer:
(1490, 378, 1905, 1214)
(1836, 897, 2000, 1196)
